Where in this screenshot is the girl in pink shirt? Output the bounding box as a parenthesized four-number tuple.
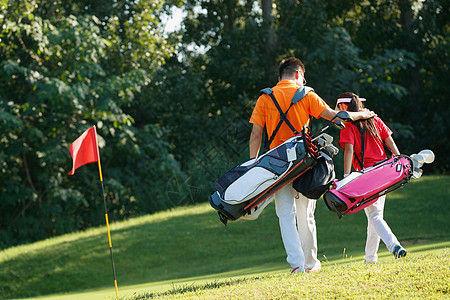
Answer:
(337, 92, 407, 262)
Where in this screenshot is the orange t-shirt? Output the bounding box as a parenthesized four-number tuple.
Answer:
(249, 80, 328, 149)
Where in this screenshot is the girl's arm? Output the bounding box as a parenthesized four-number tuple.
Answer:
(343, 143, 354, 176)
(384, 136, 400, 156)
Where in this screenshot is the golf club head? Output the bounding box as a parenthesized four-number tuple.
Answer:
(333, 119, 345, 130)
(325, 144, 339, 156)
(418, 149, 435, 164)
(412, 167, 423, 179)
(313, 133, 334, 146)
(410, 154, 424, 169)
(334, 110, 353, 122)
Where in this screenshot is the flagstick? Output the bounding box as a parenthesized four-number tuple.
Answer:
(98, 160, 119, 300)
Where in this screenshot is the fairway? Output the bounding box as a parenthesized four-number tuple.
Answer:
(13, 240, 450, 300)
(2, 176, 449, 300)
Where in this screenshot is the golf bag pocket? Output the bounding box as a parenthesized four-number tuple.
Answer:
(323, 155, 413, 218)
(293, 156, 335, 199)
(223, 163, 290, 204)
(213, 136, 304, 205)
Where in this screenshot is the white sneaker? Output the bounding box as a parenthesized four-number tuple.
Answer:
(290, 267, 305, 274)
(305, 266, 321, 273)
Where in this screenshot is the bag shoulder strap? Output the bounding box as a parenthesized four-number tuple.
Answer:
(291, 86, 314, 104)
(353, 122, 392, 170)
(260, 86, 313, 149)
(354, 124, 365, 170)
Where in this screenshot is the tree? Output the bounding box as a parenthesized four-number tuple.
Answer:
(175, 0, 448, 174)
(0, 0, 183, 248)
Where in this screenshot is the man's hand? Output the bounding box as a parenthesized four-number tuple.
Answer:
(360, 108, 376, 119)
(347, 108, 376, 121)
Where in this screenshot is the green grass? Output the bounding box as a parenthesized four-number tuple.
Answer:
(0, 175, 448, 300)
(135, 248, 450, 300)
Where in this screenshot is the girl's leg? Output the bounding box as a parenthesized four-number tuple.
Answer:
(364, 196, 400, 257)
(364, 206, 381, 263)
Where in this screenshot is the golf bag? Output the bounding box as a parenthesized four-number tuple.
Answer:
(209, 132, 317, 225)
(323, 155, 414, 218)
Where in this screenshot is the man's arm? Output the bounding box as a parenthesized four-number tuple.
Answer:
(319, 107, 375, 121)
(249, 124, 264, 159)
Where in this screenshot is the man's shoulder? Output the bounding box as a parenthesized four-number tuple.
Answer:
(303, 89, 318, 98)
(302, 89, 326, 105)
(271, 84, 316, 97)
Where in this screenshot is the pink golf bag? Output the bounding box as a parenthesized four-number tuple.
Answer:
(323, 155, 414, 218)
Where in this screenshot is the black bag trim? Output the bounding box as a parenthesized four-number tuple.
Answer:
(353, 121, 392, 170)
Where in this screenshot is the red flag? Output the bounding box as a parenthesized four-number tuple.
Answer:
(68, 126, 100, 175)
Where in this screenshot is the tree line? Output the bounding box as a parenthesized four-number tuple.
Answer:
(0, 0, 448, 249)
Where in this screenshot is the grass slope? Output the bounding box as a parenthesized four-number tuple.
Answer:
(136, 248, 450, 300)
(0, 175, 449, 300)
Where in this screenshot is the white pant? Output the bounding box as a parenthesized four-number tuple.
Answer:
(274, 183, 321, 272)
(364, 195, 400, 263)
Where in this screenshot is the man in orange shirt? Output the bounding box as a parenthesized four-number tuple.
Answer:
(249, 57, 374, 274)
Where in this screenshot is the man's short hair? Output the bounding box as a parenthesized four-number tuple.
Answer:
(279, 57, 305, 79)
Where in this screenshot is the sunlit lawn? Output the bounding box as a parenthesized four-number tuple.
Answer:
(1, 175, 448, 300)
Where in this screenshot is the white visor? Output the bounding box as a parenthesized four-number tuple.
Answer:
(335, 97, 366, 110)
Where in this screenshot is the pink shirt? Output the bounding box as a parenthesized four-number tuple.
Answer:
(339, 116, 392, 171)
